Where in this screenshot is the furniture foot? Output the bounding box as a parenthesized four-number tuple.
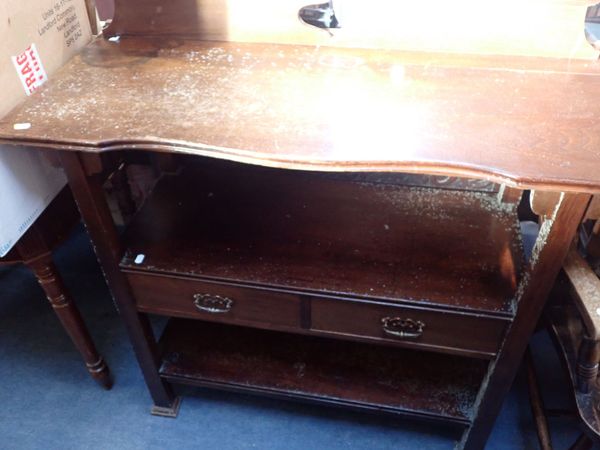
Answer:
(27, 255, 112, 389)
(87, 356, 113, 390)
(151, 396, 182, 418)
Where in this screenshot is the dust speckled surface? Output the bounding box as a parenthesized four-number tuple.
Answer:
(1, 37, 600, 191)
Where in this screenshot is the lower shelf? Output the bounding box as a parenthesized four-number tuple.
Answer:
(158, 319, 488, 425)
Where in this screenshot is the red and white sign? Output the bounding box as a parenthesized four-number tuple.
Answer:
(11, 43, 48, 96)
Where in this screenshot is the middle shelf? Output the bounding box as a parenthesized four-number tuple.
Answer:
(119, 159, 524, 358)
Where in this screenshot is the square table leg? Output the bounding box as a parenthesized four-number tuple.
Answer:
(59, 151, 178, 415)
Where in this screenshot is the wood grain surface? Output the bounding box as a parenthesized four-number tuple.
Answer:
(120, 160, 522, 315)
(2, 37, 600, 191)
(159, 318, 489, 424)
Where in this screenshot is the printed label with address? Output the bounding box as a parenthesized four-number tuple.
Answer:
(11, 43, 48, 96)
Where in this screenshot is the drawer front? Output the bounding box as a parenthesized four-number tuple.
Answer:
(311, 298, 507, 357)
(127, 272, 301, 329)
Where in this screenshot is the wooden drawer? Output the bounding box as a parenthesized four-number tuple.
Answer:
(311, 298, 508, 358)
(126, 272, 302, 330)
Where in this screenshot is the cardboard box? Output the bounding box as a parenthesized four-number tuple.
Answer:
(0, 0, 93, 256)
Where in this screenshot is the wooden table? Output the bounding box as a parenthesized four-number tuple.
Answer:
(1, 188, 111, 389)
(0, 1, 598, 448)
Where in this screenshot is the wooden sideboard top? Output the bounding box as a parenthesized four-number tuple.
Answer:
(1, 36, 600, 191)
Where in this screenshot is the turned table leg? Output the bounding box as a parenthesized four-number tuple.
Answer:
(25, 255, 112, 389)
(15, 215, 113, 390)
(577, 336, 600, 394)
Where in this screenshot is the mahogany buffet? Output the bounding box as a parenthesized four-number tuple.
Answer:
(1, 1, 599, 448)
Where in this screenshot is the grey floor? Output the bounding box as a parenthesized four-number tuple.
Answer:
(0, 226, 593, 449)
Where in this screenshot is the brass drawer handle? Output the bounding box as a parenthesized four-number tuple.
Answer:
(381, 317, 425, 339)
(193, 294, 233, 313)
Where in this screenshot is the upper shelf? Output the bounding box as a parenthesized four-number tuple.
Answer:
(120, 159, 522, 316)
(2, 36, 600, 191)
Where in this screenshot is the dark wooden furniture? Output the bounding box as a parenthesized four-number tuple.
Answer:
(527, 242, 600, 450)
(1, 187, 112, 389)
(0, 1, 598, 448)
(560, 250, 600, 396)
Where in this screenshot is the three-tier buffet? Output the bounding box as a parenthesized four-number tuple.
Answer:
(1, 1, 599, 448)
